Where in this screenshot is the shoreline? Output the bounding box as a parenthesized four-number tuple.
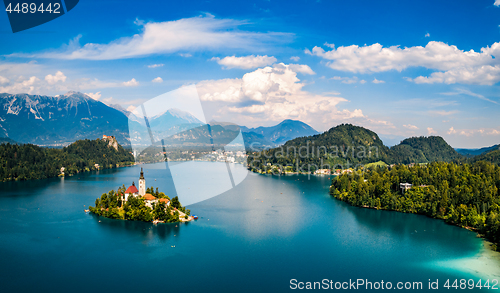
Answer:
(429, 240, 500, 280)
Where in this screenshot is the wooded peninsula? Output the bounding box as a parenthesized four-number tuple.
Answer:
(330, 161, 500, 249)
(0, 136, 134, 181)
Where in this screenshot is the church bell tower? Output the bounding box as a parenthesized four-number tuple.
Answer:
(138, 168, 146, 196)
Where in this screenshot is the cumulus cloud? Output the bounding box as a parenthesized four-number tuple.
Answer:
(403, 124, 418, 130)
(372, 78, 385, 84)
(427, 127, 437, 135)
(288, 64, 315, 75)
(44, 71, 66, 85)
(495, 0, 500, 6)
(0, 65, 123, 95)
(0, 76, 9, 84)
(152, 77, 163, 83)
(290, 56, 300, 61)
(211, 55, 277, 69)
(446, 127, 500, 137)
(196, 63, 394, 131)
(425, 33, 430, 37)
(123, 78, 139, 87)
(306, 41, 500, 85)
(85, 92, 101, 100)
(148, 64, 164, 68)
(0, 76, 40, 94)
(19, 15, 291, 60)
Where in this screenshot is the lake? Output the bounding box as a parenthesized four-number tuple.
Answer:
(0, 162, 498, 292)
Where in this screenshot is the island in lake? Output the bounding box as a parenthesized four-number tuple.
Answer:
(89, 168, 194, 223)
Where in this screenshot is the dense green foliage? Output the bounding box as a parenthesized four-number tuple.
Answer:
(389, 136, 461, 164)
(330, 161, 500, 249)
(248, 124, 390, 173)
(467, 149, 500, 166)
(0, 138, 134, 181)
(247, 124, 468, 173)
(89, 185, 189, 223)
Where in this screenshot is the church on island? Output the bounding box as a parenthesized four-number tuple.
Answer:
(121, 168, 170, 209)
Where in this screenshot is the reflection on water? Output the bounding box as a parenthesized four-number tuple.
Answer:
(89, 213, 186, 243)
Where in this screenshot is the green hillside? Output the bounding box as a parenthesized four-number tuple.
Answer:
(469, 149, 500, 166)
(248, 124, 390, 173)
(389, 136, 461, 164)
(0, 138, 134, 181)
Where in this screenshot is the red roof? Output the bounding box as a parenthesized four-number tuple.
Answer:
(159, 198, 170, 204)
(143, 194, 157, 201)
(125, 185, 138, 194)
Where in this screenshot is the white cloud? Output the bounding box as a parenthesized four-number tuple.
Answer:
(22, 15, 291, 60)
(331, 76, 360, 84)
(425, 33, 430, 38)
(85, 92, 101, 100)
(428, 110, 459, 116)
(44, 71, 66, 85)
(403, 124, 418, 130)
(148, 64, 164, 68)
(0, 76, 40, 94)
(179, 53, 192, 57)
(0, 76, 9, 84)
(372, 78, 385, 84)
(152, 77, 163, 83)
(212, 55, 277, 69)
(290, 56, 300, 61)
(126, 105, 137, 112)
(306, 41, 500, 85)
(446, 127, 500, 137)
(122, 78, 139, 87)
(288, 64, 315, 75)
(495, 0, 500, 6)
(196, 63, 394, 131)
(0, 64, 123, 95)
(359, 79, 366, 84)
(427, 127, 437, 135)
(440, 88, 498, 105)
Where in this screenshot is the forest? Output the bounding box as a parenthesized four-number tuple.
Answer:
(89, 185, 189, 223)
(246, 124, 495, 174)
(0, 138, 134, 181)
(330, 161, 500, 249)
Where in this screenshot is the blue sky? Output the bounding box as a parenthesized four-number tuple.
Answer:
(1, 0, 500, 148)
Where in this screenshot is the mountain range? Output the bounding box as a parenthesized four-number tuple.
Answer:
(0, 92, 320, 149)
(241, 119, 319, 146)
(0, 92, 130, 146)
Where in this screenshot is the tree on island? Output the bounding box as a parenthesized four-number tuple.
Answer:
(89, 186, 187, 223)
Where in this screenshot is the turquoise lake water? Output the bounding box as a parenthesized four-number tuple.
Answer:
(0, 162, 496, 292)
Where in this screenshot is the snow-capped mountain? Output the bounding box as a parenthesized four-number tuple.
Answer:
(0, 91, 130, 146)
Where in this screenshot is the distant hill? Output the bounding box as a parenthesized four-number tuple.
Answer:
(241, 119, 319, 145)
(0, 92, 130, 146)
(468, 149, 500, 165)
(389, 136, 460, 164)
(248, 124, 391, 172)
(247, 125, 477, 173)
(0, 137, 16, 144)
(149, 108, 203, 129)
(456, 144, 499, 157)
